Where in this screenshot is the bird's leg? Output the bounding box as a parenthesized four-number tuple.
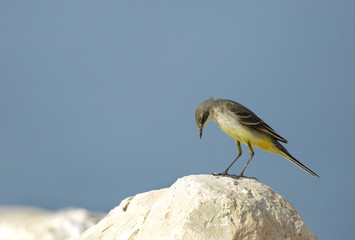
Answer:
(239, 142, 254, 177)
(223, 141, 242, 175)
(212, 141, 242, 176)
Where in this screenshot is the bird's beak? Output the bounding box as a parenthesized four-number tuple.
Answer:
(199, 126, 204, 139)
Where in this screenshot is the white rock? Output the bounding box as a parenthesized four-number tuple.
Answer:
(0, 207, 103, 240)
(78, 174, 317, 240)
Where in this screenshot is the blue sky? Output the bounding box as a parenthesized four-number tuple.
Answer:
(1, 1, 354, 239)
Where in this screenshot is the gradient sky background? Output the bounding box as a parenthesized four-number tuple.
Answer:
(1, 1, 354, 239)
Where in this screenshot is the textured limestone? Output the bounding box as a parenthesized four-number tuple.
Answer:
(78, 174, 317, 240)
(0, 207, 103, 240)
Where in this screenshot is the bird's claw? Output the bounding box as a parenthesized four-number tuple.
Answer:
(211, 172, 240, 179)
(211, 172, 259, 181)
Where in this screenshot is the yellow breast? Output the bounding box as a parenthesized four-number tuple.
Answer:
(213, 111, 274, 152)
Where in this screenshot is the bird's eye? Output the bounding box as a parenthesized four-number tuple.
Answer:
(201, 112, 209, 123)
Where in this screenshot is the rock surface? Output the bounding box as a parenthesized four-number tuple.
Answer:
(0, 207, 103, 240)
(78, 174, 317, 240)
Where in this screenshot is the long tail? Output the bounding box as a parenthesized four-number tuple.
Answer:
(274, 141, 319, 177)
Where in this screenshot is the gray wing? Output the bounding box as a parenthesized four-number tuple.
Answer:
(224, 100, 288, 143)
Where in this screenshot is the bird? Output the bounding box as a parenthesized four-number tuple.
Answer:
(195, 97, 319, 178)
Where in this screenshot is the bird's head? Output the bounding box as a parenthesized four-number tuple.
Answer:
(195, 97, 214, 139)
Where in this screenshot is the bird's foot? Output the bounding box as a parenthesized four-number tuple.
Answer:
(211, 172, 259, 181)
(211, 171, 240, 179)
(212, 171, 227, 177)
(237, 175, 259, 181)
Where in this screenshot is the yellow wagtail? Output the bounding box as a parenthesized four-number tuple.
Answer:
(195, 97, 319, 177)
